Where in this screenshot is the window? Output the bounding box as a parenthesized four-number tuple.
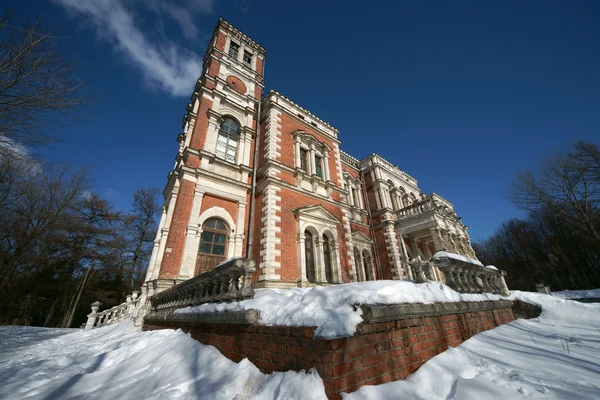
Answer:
(354, 247, 363, 281)
(228, 41, 239, 59)
(363, 250, 373, 281)
(305, 231, 316, 283)
(243, 50, 252, 67)
(300, 148, 309, 172)
(323, 235, 333, 283)
(315, 156, 323, 178)
(199, 218, 228, 256)
(216, 117, 240, 163)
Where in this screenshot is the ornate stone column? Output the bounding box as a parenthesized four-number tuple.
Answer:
(323, 151, 331, 181)
(296, 232, 307, 283)
(294, 138, 301, 168)
(315, 237, 325, 283)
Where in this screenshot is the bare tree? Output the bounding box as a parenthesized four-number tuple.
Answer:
(0, 10, 89, 147)
(511, 141, 600, 243)
(0, 154, 87, 292)
(126, 188, 160, 290)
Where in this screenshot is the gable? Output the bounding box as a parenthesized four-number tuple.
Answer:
(352, 230, 373, 244)
(293, 204, 340, 224)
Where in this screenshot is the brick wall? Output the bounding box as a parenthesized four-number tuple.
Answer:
(145, 305, 515, 399)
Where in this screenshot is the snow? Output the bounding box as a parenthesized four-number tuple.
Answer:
(345, 291, 600, 400)
(0, 321, 327, 400)
(432, 251, 484, 266)
(176, 280, 504, 338)
(1, 288, 599, 399)
(214, 256, 242, 268)
(552, 288, 600, 299)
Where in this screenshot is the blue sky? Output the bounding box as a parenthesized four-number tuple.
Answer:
(20, 0, 600, 241)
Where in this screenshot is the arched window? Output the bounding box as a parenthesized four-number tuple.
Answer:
(354, 247, 363, 281)
(363, 250, 373, 281)
(323, 235, 333, 283)
(216, 117, 240, 163)
(305, 230, 316, 283)
(199, 218, 228, 256)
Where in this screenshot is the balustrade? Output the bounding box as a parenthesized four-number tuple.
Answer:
(85, 290, 140, 330)
(149, 258, 256, 313)
(408, 255, 510, 296)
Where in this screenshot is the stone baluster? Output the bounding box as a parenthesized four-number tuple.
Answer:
(483, 275, 494, 293)
(239, 264, 255, 300)
(456, 268, 469, 293)
(498, 271, 510, 296)
(85, 301, 102, 330)
(443, 266, 457, 290)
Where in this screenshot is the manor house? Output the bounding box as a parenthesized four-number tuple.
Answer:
(142, 18, 477, 296)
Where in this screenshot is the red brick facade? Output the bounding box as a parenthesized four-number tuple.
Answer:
(145, 305, 515, 399)
(145, 17, 477, 293)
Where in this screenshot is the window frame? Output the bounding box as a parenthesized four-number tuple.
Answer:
(216, 117, 240, 163)
(315, 156, 323, 178)
(228, 41, 240, 60)
(305, 230, 316, 283)
(199, 218, 229, 256)
(299, 148, 309, 172)
(323, 234, 333, 283)
(242, 50, 252, 67)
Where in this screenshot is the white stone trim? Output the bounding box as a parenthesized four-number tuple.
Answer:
(178, 187, 205, 278)
(145, 206, 167, 282)
(341, 210, 357, 282)
(333, 143, 344, 186)
(296, 215, 342, 284)
(383, 222, 405, 279)
(259, 185, 281, 281)
(263, 108, 282, 161)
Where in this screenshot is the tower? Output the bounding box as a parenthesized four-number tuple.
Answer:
(142, 19, 266, 296)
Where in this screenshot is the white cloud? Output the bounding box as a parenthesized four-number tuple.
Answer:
(54, 0, 213, 97)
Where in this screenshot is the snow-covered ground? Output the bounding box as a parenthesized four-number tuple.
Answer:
(0, 321, 326, 400)
(1, 285, 599, 400)
(552, 288, 600, 300)
(177, 280, 504, 338)
(346, 291, 600, 400)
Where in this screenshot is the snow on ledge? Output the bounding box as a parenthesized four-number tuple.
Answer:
(432, 251, 483, 266)
(175, 280, 503, 338)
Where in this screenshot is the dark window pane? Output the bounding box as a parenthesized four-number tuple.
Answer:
(306, 249, 315, 283)
(221, 118, 239, 135)
(201, 231, 214, 243)
(300, 149, 307, 171)
(323, 235, 330, 251)
(323, 235, 332, 283)
(199, 243, 212, 254)
(243, 51, 252, 65)
(204, 219, 216, 229)
(305, 231, 313, 248)
(216, 220, 227, 230)
(214, 233, 226, 245)
(213, 245, 225, 255)
(315, 156, 323, 178)
(229, 42, 239, 58)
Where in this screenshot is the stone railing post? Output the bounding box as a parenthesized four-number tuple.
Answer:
(85, 301, 102, 330)
(408, 258, 428, 284)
